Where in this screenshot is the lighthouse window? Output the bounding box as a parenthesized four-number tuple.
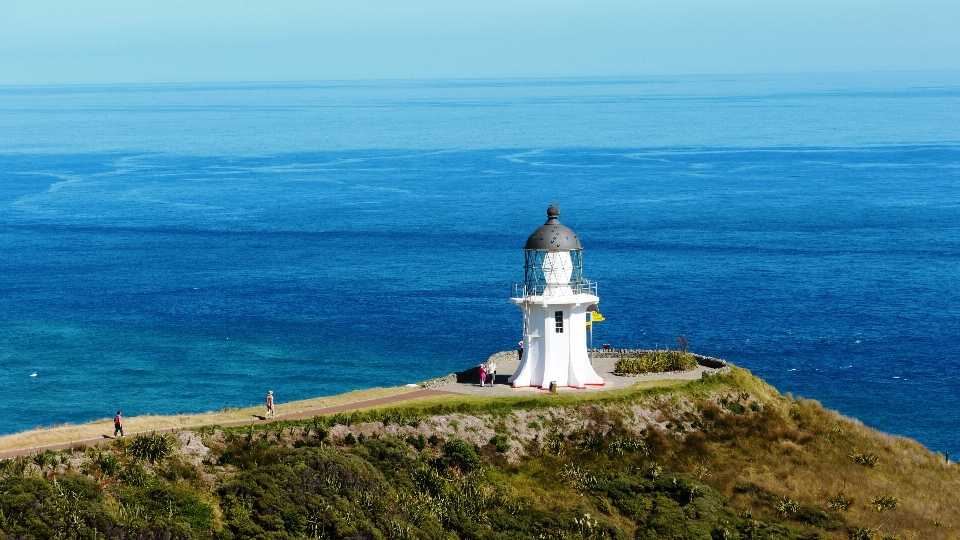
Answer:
(555, 311, 564, 333)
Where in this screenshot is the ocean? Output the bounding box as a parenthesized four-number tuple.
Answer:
(1, 73, 958, 456)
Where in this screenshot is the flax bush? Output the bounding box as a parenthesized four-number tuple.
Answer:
(615, 350, 698, 375)
(128, 432, 174, 464)
(849, 452, 879, 468)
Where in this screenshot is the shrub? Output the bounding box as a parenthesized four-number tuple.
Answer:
(313, 425, 330, 444)
(738, 519, 761, 538)
(870, 494, 899, 512)
(329, 412, 353, 427)
(615, 350, 698, 375)
(441, 438, 482, 472)
(828, 492, 853, 511)
(608, 437, 649, 456)
(561, 464, 597, 491)
(128, 433, 174, 464)
(796, 506, 845, 530)
(407, 434, 427, 451)
(849, 526, 874, 540)
(849, 452, 879, 468)
(120, 464, 149, 487)
(31, 451, 53, 474)
(489, 435, 510, 453)
(94, 451, 119, 476)
(577, 432, 605, 452)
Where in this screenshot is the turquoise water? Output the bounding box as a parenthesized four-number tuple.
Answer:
(1, 73, 959, 455)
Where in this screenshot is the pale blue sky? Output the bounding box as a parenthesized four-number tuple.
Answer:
(1, 0, 958, 85)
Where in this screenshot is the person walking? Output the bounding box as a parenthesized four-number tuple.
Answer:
(518, 340, 524, 361)
(113, 411, 124, 437)
(478, 364, 487, 387)
(266, 390, 276, 419)
(488, 361, 497, 387)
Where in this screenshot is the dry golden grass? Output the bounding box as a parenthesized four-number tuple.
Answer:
(0, 385, 418, 452)
(701, 370, 960, 539)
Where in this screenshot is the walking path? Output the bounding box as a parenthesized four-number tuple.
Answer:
(0, 388, 456, 460)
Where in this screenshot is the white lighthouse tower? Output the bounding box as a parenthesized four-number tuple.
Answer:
(509, 204, 604, 389)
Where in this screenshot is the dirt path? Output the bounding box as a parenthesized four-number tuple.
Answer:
(0, 388, 456, 460)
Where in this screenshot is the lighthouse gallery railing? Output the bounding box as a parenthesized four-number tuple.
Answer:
(512, 279, 597, 298)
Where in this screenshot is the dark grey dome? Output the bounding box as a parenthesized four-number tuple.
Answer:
(524, 204, 582, 251)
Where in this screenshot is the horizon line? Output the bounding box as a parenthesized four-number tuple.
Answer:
(3, 69, 960, 90)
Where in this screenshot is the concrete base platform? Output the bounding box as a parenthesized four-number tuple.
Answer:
(439, 354, 710, 397)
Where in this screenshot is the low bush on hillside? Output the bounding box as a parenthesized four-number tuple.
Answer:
(615, 349, 698, 375)
(849, 452, 880, 468)
(128, 432, 174, 464)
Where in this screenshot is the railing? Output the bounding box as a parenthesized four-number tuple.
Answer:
(512, 279, 597, 298)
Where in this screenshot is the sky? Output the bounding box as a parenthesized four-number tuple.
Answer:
(1, 0, 959, 85)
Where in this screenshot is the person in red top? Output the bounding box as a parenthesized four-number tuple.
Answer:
(113, 411, 124, 437)
(266, 391, 275, 419)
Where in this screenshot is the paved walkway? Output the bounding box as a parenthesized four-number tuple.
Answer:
(440, 355, 709, 396)
(0, 389, 456, 460)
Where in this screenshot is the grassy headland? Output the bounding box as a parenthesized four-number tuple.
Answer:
(0, 367, 957, 539)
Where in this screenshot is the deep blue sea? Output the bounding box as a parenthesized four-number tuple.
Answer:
(1, 73, 959, 455)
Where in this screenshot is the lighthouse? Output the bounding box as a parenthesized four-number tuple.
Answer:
(509, 204, 604, 389)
